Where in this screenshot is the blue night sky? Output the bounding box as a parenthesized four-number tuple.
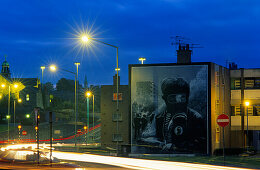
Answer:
(0, 0, 259, 85)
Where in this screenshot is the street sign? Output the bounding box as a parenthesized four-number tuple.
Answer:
(217, 114, 230, 127)
(77, 129, 82, 133)
(22, 130, 27, 135)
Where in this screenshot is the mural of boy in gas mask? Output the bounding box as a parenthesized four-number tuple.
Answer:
(156, 78, 206, 153)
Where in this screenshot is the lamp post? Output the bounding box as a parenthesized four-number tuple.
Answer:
(13, 83, 19, 133)
(139, 57, 146, 64)
(245, 101, 250, 152)
(92, 94, 95, 139)
(40, 66, 45, 90)
(81, 35, 120, 153)
(85, 91, 92, 144)
(74, 62, 80, 146)
(49, 64, 78, 147)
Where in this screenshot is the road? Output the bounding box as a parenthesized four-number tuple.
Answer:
(0, 144, 256, 170)
(53, 151, 256, 170)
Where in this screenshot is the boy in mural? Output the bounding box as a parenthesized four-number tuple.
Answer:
(156, 78, 206, 153)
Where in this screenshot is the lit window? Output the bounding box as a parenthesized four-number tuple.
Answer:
(26, 94, 30, 101)
(234, 80, 241, 89)
(50, 94, 53, 103)
(112, 113, 122, 121)
(235, 106, 240, 116)
(216, 127, 220, 143)
(113, 134, 122, 142)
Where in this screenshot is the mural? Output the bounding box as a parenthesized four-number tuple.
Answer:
(131, 65, 208, 154)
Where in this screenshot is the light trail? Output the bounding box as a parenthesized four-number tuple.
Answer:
(0, 123, 101, 144)
(52, 151, 255, 170)
(0, 143, 255, 170)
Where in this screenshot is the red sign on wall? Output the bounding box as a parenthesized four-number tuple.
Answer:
(217, 114, 230, 127)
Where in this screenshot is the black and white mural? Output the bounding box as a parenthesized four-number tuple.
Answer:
(131, 65, 208, 154)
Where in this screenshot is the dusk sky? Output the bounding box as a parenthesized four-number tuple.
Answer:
(0, 0, 258, 85)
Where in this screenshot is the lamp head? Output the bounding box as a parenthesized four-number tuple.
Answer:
(1, 84, 6, 88)
(49, 65, 57, 72)
(86, 91, 92, 98)
(14, 84, 18, 88)
(81, 35, 89, 43)
(245, 101, 250, 106)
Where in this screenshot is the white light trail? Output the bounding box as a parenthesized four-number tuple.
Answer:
(52, 151, 254, 170)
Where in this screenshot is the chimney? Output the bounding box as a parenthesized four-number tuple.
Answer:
(113, 74, 120, 86)
(177, 44, 192, 64)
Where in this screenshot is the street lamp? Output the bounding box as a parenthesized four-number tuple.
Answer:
(81, 34, 120, 153)
(49, 64, 79, 147)
(85, 91, 92, 144)
(40, 66, 46, 105)
(245, 101, 250, 152)
(139, 57, 146, 64)
(74, 62, 80, 146)
(13, 84, 19, 132)
(26, 114, 30, 118)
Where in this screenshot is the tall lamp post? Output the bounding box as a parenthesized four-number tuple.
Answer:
(81, 35, 120, 153)
(49, 64, 79, 147)
(85, 91, 92, 144)
(245, 101, 250, 152)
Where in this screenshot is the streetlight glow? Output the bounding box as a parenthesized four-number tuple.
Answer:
(18, 98, 22, 103)
(49, 65, 57, 72)
(81, 35, 89, 43)
(1, 84, 6, 88)
(18, 125, 22, 129)
(14, 84, 18, 88)
(26, 114, 30, 118)
(86, 91, 92, 98)
(6, 115, 10, 119)
(245, 101, 250, 106)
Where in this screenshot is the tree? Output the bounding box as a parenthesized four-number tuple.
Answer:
(44, 82, 54, 92)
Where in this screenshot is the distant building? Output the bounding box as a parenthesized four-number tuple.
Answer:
(100, 74, 129, 149)
(0, 57, 42, 123)
(230, 68, 260, 151)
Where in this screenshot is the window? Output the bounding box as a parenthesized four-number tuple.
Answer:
(113, 93, 123, 101)
(255, 106, 260, 116)
(235, 106, 241, 116)
(50, 94, 53, 103)
(113, 134, 122, 142)
(216, 127, 220, 143)
(255, 79, 260, 88)
(112, 113, 122, 121)
(26, 94, 30, 101)
(245, 106, 253, 116)
(245, 79, 254, 89)
(234, 80, 241, 89)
